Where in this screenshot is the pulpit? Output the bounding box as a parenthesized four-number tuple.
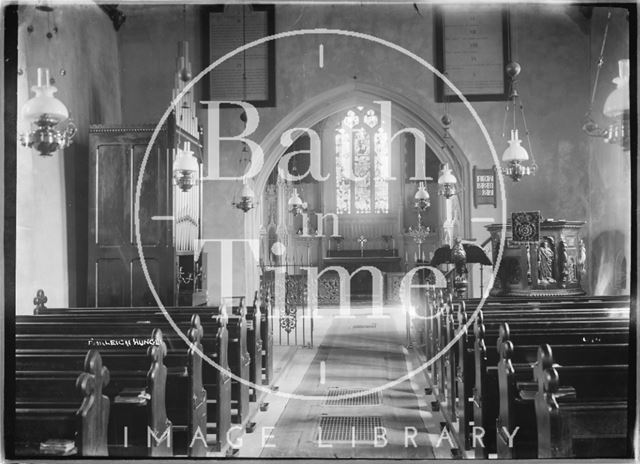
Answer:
(486, 219, 587, 297)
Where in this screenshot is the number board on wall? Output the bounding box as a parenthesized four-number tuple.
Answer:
(203, 5, 275, 106)
(434, 5, 510, 102)
(473, 166, 497, 207)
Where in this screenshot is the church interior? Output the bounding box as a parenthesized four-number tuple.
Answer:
(2, 1, 636, 461)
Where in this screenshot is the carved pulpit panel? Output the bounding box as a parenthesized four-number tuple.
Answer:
(486, 219, 586, 297)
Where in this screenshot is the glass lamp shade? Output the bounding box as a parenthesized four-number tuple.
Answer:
(288, 188, 303, 207)
(603, 59, 630, 118)
(172, 142, 199, 192)
(241, 182, 255, 199)
(438, 163, 457, 185)
(502, 130, 529, 162)
(20, 67, 77, 156)
(22, 68, 69, 125)
(438, 163, 458, 198)
(288, 187, 307, 215)
(414, 181, 430, 210)
(414, 182, 430, 201)
(232, 180, 255, 212)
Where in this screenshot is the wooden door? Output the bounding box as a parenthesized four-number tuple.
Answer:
(88, 127, 174, 307)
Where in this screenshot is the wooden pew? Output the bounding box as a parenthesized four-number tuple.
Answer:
(14, 350, 110, 456)
(260, 289, 274, 386)
(16, 328, 174, 456)
(461, 294, 630, 308)
(53, 299, 259, 432)
(423, 292, 630, 455)
(453, 298, 628, 446)
(211, 300, 253, 429)
(497, 339, 628, 458)
(32, 287, 275, 389)
(18, 309, 231, 454)
(33, 288, 274, 406)
(422, 289, 474, 454)
(240, 292, 270, 402)
(534, 344, 628, 458)
(421, 289, 466, 456)
(472, 312, 628, 458)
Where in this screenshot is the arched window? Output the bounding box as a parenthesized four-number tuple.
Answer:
(335, 107, 389, 214)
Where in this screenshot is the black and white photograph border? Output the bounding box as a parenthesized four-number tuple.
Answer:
(1, 0, 638, 463)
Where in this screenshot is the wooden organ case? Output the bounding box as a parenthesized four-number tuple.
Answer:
(88, 41, 206, 307)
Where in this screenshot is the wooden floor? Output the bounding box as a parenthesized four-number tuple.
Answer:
(253, 305, 438, 459)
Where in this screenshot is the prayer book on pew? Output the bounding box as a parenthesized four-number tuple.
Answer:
(517, 382, 576, 400)
(115, 387, 150, 404)
(39, 439, 77, 455)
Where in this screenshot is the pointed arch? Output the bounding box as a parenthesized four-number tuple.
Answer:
(244, 82, 474, 295)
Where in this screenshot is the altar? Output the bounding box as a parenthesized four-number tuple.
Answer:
(486, 219, 587, 297)
(320, 249, 401, 303)
(323, 249, 401, 272)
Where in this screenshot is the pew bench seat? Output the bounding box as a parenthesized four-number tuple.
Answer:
(14, 350, 110, 457)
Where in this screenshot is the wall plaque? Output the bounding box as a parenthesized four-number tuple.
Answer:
(473, 166, 497, 207)
(434, 5, 510, 102)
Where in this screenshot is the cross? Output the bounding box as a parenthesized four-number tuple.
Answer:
(357, 234, 368, 257)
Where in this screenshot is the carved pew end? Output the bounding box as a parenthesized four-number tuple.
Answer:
(33, 289, 48, 314)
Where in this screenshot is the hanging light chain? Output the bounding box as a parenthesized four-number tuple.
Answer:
(588, 10, 612, 113)
(502, 78, 517, 138)
(512, 89, 517, 131)
(443, 73, 450, 116)
(519, 98, 536, 168)
(501, 100, 509, 139)
(183, 5, 187, 40)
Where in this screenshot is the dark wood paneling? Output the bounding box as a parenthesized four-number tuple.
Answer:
(97, 144, 129, 246)
(96, 258, 128, 307)
(133, 144, 168, 246)
(88, 127, 174, 307)
(131, 258, 161, 307)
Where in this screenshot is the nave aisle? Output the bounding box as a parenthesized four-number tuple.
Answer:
(239, 305, 447, 459)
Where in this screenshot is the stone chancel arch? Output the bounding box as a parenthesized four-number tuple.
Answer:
(253, 83, 470, 198)
(244, 83, 472, 297)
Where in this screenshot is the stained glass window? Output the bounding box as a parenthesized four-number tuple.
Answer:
(334, 107, 389, 215)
